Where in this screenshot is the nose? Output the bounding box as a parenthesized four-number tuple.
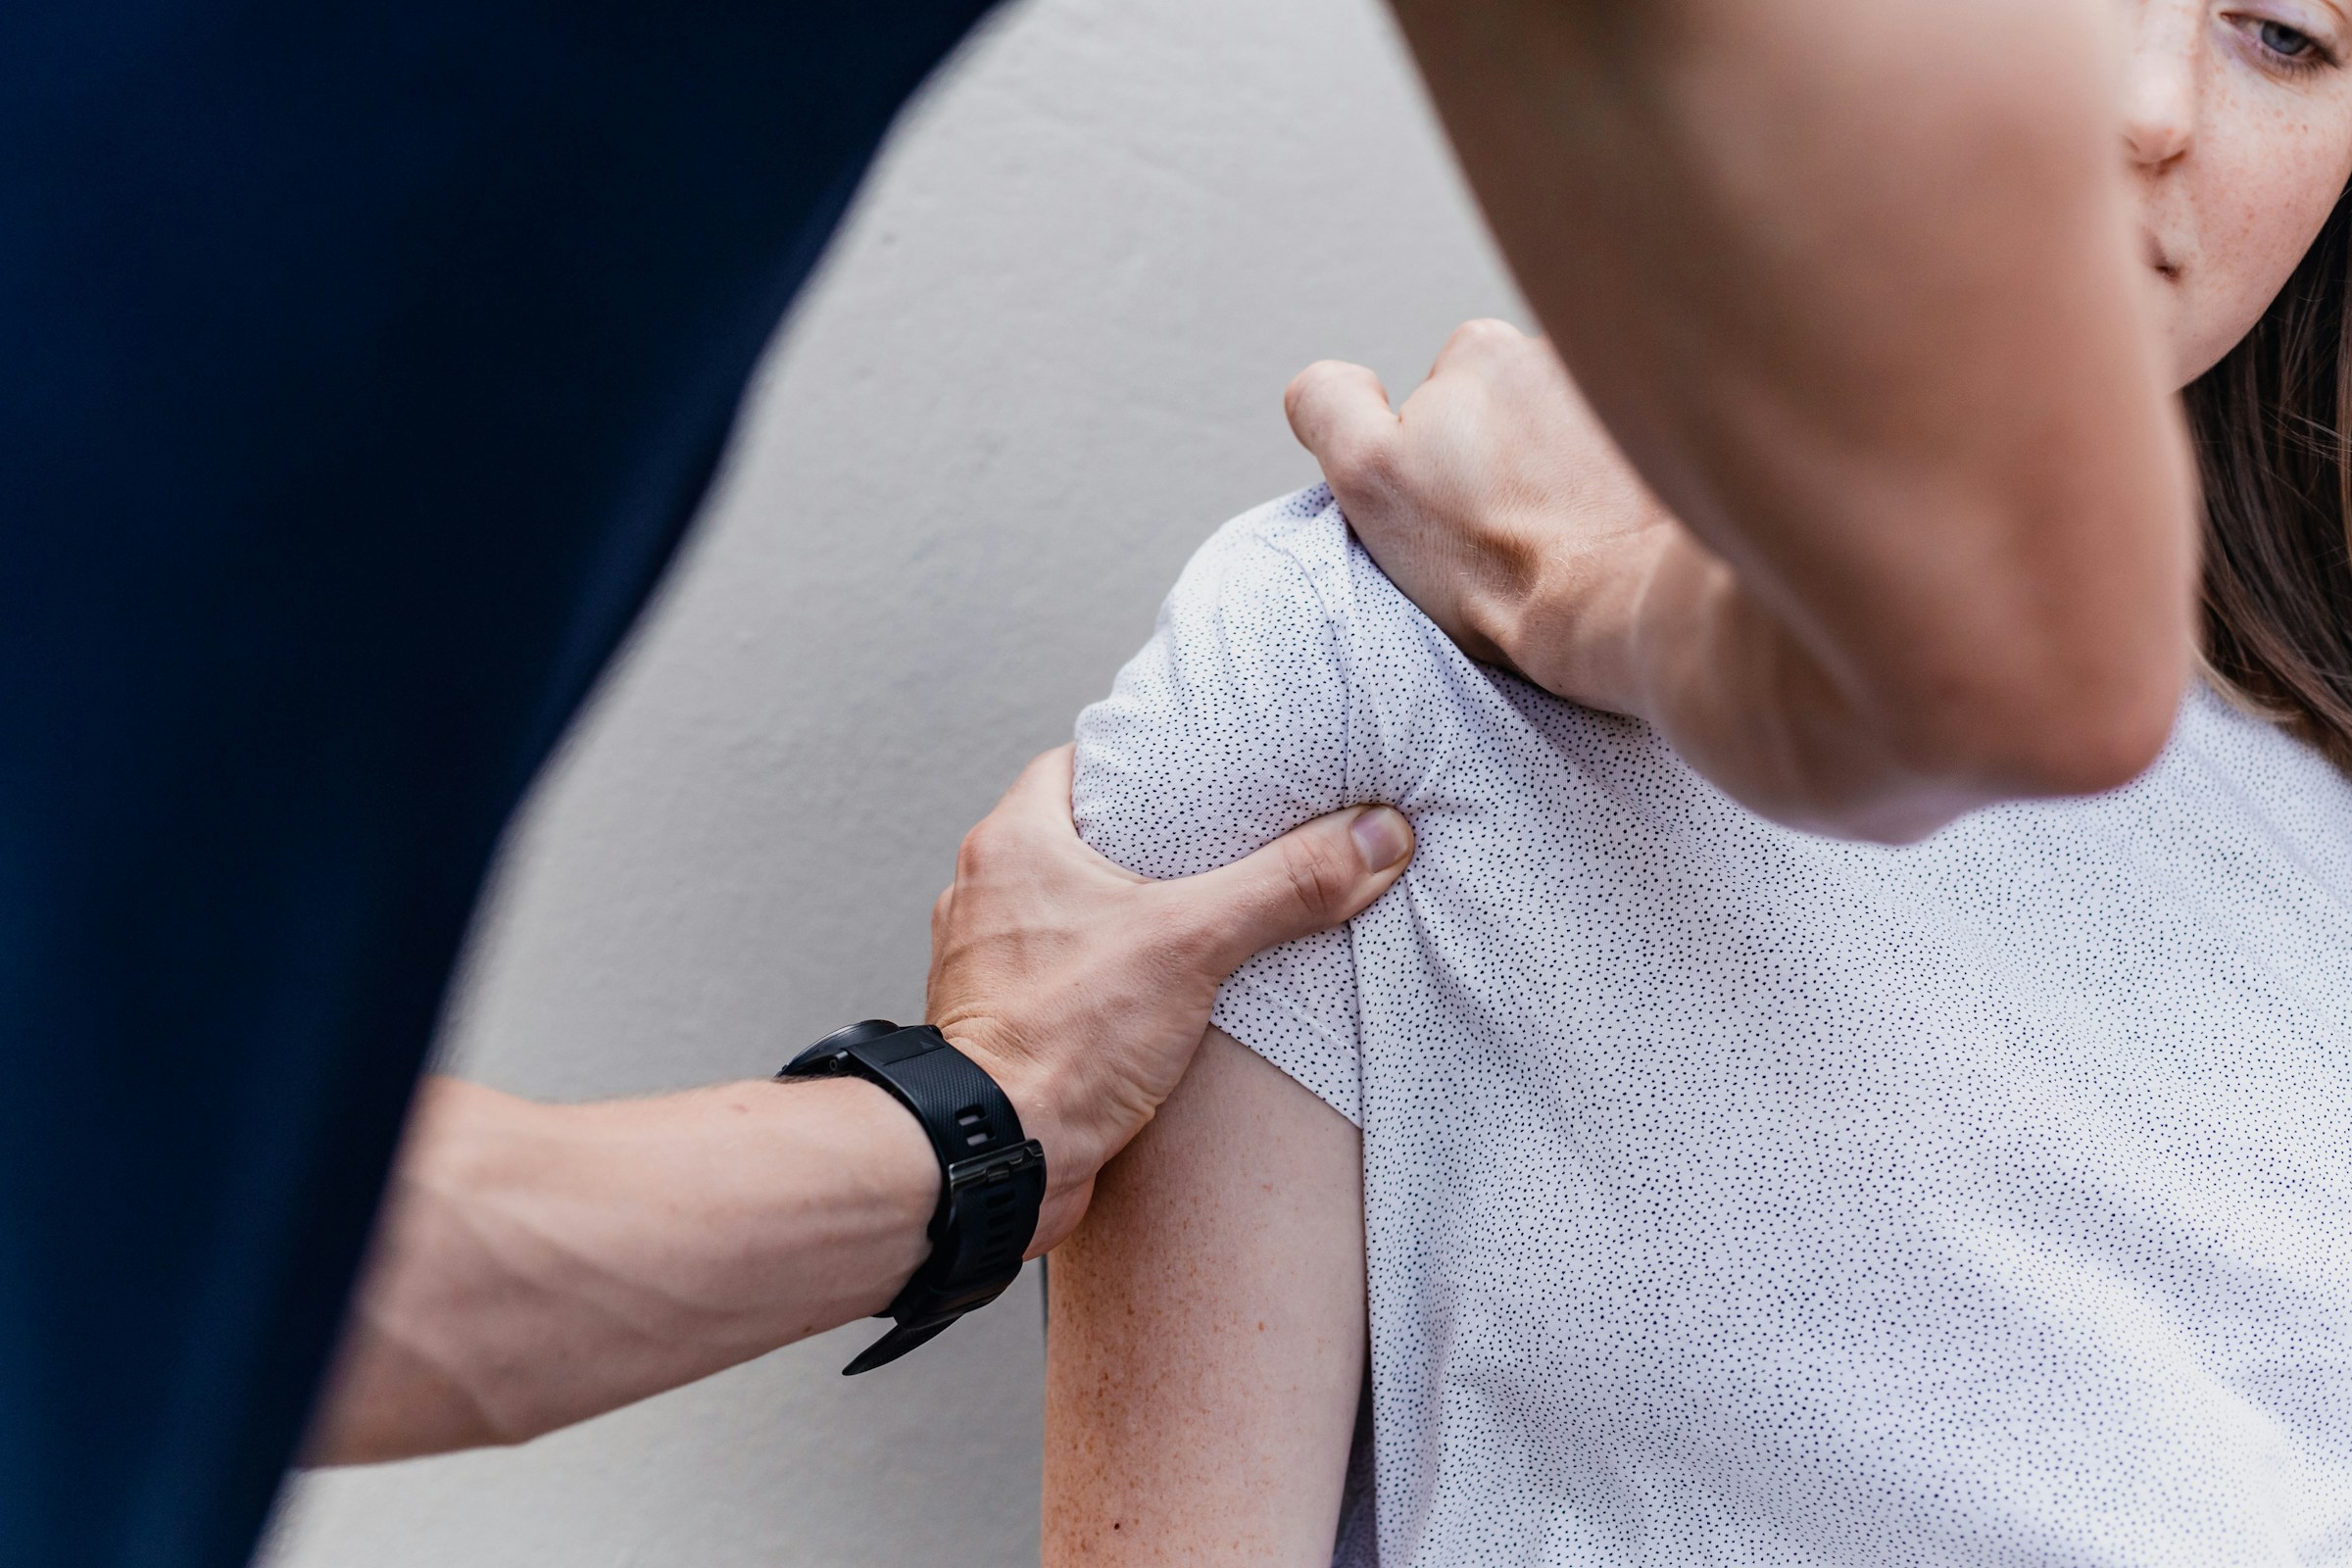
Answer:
(2122, 2, 2201, 169)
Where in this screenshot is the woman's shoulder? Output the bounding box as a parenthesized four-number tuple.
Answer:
(1164, 483, 1375, 636)
(1079, 484, 1693, 860)
(1072, 488, 1362, 881)
(2142, 677, 2352, 894)
(1072, 481, 1585, 882)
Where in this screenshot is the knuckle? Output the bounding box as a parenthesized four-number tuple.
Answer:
(1438, 318, 1530, 380)
(1157, 898, 1222, 966)
(1453, 317, 1518, 351)
(1280, 834, 1355, 922)
(1291, 357, 1347, 392)
(1285, 362, 1333, 419)
(956, 818, 1003, 878)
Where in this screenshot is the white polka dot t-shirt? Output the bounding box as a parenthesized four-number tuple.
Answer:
(1072, 487, 2352, 1567)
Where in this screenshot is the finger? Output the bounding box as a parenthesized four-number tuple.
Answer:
(1286, 360, 1399, 495)
(1164, 805, 1413, 976)
(999, 742, 1076, 820)
(959, 745, 1075, 873)
(1428, 317, 1533, 377)
(961, 743, 1148, 887)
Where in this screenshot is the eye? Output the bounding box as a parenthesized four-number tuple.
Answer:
(2257, 18, 2321, 59)
(2230, 11, 2336, 74)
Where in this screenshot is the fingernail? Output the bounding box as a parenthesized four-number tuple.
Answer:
(1349, 806, 1412, 871)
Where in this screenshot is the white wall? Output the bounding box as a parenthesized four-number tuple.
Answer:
(260, 0, 1519, 1561)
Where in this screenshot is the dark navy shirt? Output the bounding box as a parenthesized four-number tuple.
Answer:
(0, 5, 995, 1563)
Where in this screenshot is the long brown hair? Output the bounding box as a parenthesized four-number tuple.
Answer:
(2185, 186, 2352, 771)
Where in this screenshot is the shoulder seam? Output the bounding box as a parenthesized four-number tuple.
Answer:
(1251, 515, 1359, 808)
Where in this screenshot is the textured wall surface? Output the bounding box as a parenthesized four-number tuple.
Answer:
(259, 0, 1518, 1561)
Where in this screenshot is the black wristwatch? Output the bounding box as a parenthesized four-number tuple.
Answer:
(779, 1019, 1047, 1375)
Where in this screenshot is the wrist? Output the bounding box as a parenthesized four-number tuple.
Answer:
(935, 1020, 1104, 1252)
(1489, 521, 1684, 720)
(782, 1077, 947, 1260)
(777, 1020, 1053, 1372)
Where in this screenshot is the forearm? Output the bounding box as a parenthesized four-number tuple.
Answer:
(1522, 524, 2112, 839)
(1392, 0, 2197, 823)
(311, 1074, 935, 1464)
(1631, 542, 1980, 841)
(311, 752, 1411, 1465)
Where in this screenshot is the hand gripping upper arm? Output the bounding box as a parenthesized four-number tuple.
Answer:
(1075, 506, 1353, 880)
(1043, 1027, 1365, 1565)
(1074, 497, 1370, 1124)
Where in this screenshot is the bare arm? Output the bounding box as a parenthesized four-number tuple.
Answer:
(1045, 1028, 1364, 1565)
(313, 1074, 937, 1462)
(1306, 0, 2196, 842)
(312, 750, 1411, 1464)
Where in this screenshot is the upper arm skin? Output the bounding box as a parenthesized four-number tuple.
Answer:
(1044, 1027, 1365, 1565)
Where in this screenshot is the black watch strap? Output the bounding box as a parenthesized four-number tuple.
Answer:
(778, 1019, 1046, 1375)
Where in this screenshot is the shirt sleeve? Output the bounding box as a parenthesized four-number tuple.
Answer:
(1072, 489, 1364, 1126)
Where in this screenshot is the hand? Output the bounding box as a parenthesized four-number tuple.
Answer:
(316, 754, 1409, 1463)
(1285, 319, 1683, 718)
(1288, 318, 2182, 843)
(926, 745, 1411, 1253)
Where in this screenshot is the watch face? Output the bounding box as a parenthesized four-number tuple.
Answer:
(815, 1018, 901, 1052)
(782, 1018, 901, 1075)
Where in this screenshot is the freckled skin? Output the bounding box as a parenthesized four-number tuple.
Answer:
(1042, 1029, 1364, 1565)
(2129, 0, 2352, 386)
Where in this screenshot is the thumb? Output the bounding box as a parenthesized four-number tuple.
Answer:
(1164, 805, 1414, 976)
(1286, 360, 1399, 497)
